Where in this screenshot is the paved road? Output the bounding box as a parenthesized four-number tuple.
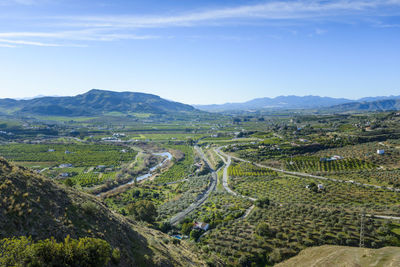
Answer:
(170, 146, 217, 225)
(215, 147, 256, 219)
(217, 148, 400, 193)
(215, 146, 400, 221)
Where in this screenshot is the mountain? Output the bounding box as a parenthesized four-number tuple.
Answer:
(195, 95, 400, 112)
(327, 99, 400, 112)
(195, 95, 353, 112)
(276, 245, 400, 267)
(0, 157, 206, 266)
(0, 89, 196, 116)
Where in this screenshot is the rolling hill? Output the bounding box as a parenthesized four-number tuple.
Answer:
(0, 89, 196, 116)
(327, 99, 400, 112)
(0, 157, 206, 266)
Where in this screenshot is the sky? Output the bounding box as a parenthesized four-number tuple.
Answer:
(0, 0, 399, 104)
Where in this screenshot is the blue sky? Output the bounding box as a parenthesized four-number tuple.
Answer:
(0, 0, 399, 104)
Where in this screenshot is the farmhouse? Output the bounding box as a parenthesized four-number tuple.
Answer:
(59, 163, 73, 168)
(194, 222, 209, 231)
(320, 155, 343, 162)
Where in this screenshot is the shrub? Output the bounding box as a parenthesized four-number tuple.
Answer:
(0, 235, 112, 266)
(255, 222, 270, 237)
(81, 201, 99, 216)
(127, 200, 157, 223)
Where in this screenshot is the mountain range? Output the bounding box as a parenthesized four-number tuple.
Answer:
(0, 89, 195, 116)
(195, 95, 400, 112)
(1, 90, 400, 116)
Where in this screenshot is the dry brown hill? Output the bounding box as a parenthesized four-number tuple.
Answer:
(0, 157, 206, 266)
(276, 245, 400, 267)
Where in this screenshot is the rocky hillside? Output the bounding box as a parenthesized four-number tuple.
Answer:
(0, 157, 205, 266)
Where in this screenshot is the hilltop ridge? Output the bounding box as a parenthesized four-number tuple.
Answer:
(0, 89, 196, 116)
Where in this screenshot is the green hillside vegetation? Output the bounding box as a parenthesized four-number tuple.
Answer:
(0, 236, 116, 266)
(327, 99, 400, 113)
(0, 89, 196, 116)
(0, 157, 206, 266)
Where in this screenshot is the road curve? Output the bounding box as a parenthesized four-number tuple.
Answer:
(215, 147, 256, 219)
(215, 146, 400, 221)
(169, 146, 217, 225)
(218, 148, 400, 193)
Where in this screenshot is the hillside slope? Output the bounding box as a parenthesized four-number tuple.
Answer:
(328, 99, 400, 112)
(276, 245, 400, 267)
(0, 89, 196, 116)
(0, 157, 205, 266)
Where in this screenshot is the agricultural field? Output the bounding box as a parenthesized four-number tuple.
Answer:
(199, 204, 399, 266)
(187, 191, 252, 228)
(154, 145, 196, 184)
(158, 174, 212, 221)
(314, 141, 400, 169)
(103, 174, 212, 222)
(2, 110, 400, 266)
(284, 156, 375, 173)
(324, 169, 400, 188)
(0, 143, 137, 168)
(228, 162, 278, 177)
(103, 181, 177, 215)
(230, 174, 400, 215)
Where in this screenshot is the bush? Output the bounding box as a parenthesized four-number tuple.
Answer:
(255, 222, 270, 237)
(158, 221, 172, 233)
(0, 235, 112, 266)
(255, 197, 270, 208)
(127, 200, 157, 223)
(81, 201, 100, 216)
(181, 222, 194, 235)
(190, 229, 203, 241)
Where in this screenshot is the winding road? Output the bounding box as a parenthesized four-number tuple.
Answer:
(217, 147, 400, 192)
(215, 147, 256, 218)
(169, 146, 217, 225)
(214, 147, 400, 221)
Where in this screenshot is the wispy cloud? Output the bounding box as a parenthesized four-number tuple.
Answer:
(1, 0, 400, 48)
(0, 0, 38, 5)
(0, 38, 63, 46)
(0, 43, 16, 47)
(0, 29, 158, 47)
(0, 30, 159, 41)
(60, 0, 400, 28)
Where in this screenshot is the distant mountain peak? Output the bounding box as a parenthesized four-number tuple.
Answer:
(195, 94, 400, 112)
(0, 89, 196, 116)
